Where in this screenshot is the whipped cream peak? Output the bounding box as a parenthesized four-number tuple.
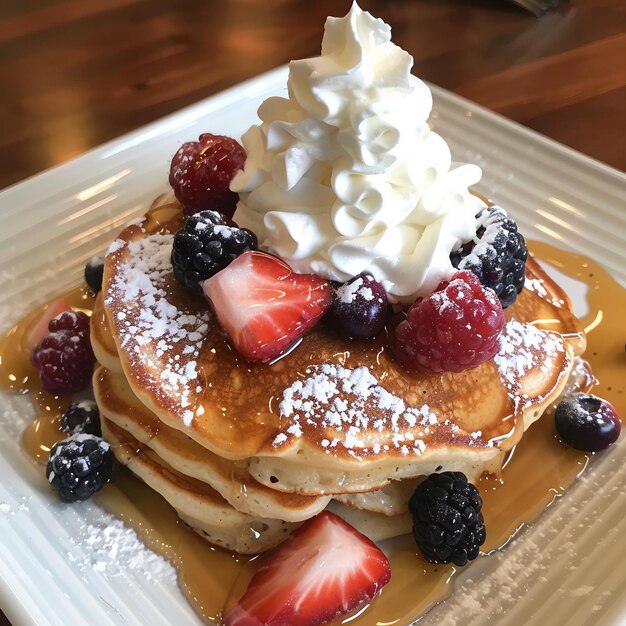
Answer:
(232, 2, 485, 303)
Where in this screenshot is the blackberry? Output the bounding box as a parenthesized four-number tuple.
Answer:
(451, 205, 527, 308)
(84, 253, 105, 293)
(409, 472, 486, 566)
(46, 434, 114, 503)
(171, 210, 257, 294)
(60, 400, 101, 436)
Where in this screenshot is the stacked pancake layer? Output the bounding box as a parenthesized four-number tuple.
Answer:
(91, 194, 587, 554)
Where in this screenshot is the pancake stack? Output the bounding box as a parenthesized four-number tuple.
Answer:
(91, 193, 587, 554)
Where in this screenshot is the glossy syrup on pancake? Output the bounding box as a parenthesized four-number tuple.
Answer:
(9, 240, 624, 625)
(100, 198, 583, 499)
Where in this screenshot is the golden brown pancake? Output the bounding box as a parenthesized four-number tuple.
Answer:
(102, 416, 415, 548)
(94, 365, 331, 521)
(94, 194, 584, 497)
(101, 417, 299, 554)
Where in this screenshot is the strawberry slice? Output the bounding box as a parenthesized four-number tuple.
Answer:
(25, 298, 71, 351)
(224, 511, 391, 626)
(203, 251, 331, 362)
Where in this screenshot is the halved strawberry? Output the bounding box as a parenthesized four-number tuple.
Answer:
(202, 251, 331, 362)
(25, 298, 71, 352)
(223, 511, 391, 626)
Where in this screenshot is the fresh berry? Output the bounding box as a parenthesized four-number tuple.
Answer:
(30, 311, 96, 394)
(60, 400, 101, 436)
(203, 251, 332, 362)
(555, 393, 621, 452)
(169, 133, 246, 218)
(25, 298, 71, 351)
(171, 210, 257, 294)
(326, 272, 388, 338)
(451, 205, 528, 308)
(223, 511, 391, 626)
(393, 270, 505, 373)
(409, 472, 486, 567)
(84, 253, 105, 292)
(46, 434, 114, 503)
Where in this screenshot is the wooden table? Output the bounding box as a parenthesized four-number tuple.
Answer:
(0, 0, 624, 623)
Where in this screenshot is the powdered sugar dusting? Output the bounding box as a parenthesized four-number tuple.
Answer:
(336, 274, 384, 305)
(67, 512, 176, 582)
(430, 274, 499, 317)
(105, 233, 211, 427)
(494, 320, 565, 399)
(274, 364, 483, 457)
(456, 205, 507, 272)
(525, 276, 548, 298)
(106, 239, 125, 256)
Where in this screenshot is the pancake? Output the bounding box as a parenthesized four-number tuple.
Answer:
(94, 365, 331, 522)
(102, 416, 414, 546)
(101, 417, 298, 554)
(93, 361, 428, 520)
(97, 194, 583, 497)
(334, 479, 422, 516)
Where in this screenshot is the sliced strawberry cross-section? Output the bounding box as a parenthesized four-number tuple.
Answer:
(223, 511, 391, 626)
(203, 250, 332, 362)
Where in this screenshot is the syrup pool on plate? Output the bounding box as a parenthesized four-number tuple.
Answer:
(5, 241, 623, 625)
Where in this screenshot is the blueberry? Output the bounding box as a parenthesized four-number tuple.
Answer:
(555, 393, 621, 452)
(326, 272, 388, 338)
(84, 253, 105, 292)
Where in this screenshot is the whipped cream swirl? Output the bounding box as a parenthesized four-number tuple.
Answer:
(232, 2, 485, 303)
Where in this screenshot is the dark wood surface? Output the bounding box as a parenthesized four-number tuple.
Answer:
(0, 0, 624, 623)
(0, 0, 625, 193)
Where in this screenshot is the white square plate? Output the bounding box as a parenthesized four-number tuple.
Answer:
(0, 66, 624, 625)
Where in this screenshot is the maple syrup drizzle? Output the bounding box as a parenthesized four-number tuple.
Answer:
(5, 242, 625, 625)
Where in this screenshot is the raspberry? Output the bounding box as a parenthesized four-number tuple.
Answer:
(31, 311, 96, 394)
(326, 273, 388, 338)
(409, 472, 486, 566)
(46, 434, 113, 503)
(169, 133, 246, 218)
(60, 400, 101, 436)
(393, 270, 505, 373)
(171, 210, 257, 294)
(451, 205, 528, 308)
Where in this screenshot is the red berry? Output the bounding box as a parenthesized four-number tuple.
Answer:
(31, 311, 96, 393)
(25, 298, 71, 351)
(224, 511, 391, 626)
(169, 133, 246, 218)
(203, 251, 332, 362)
(393, 270, 505, 373)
